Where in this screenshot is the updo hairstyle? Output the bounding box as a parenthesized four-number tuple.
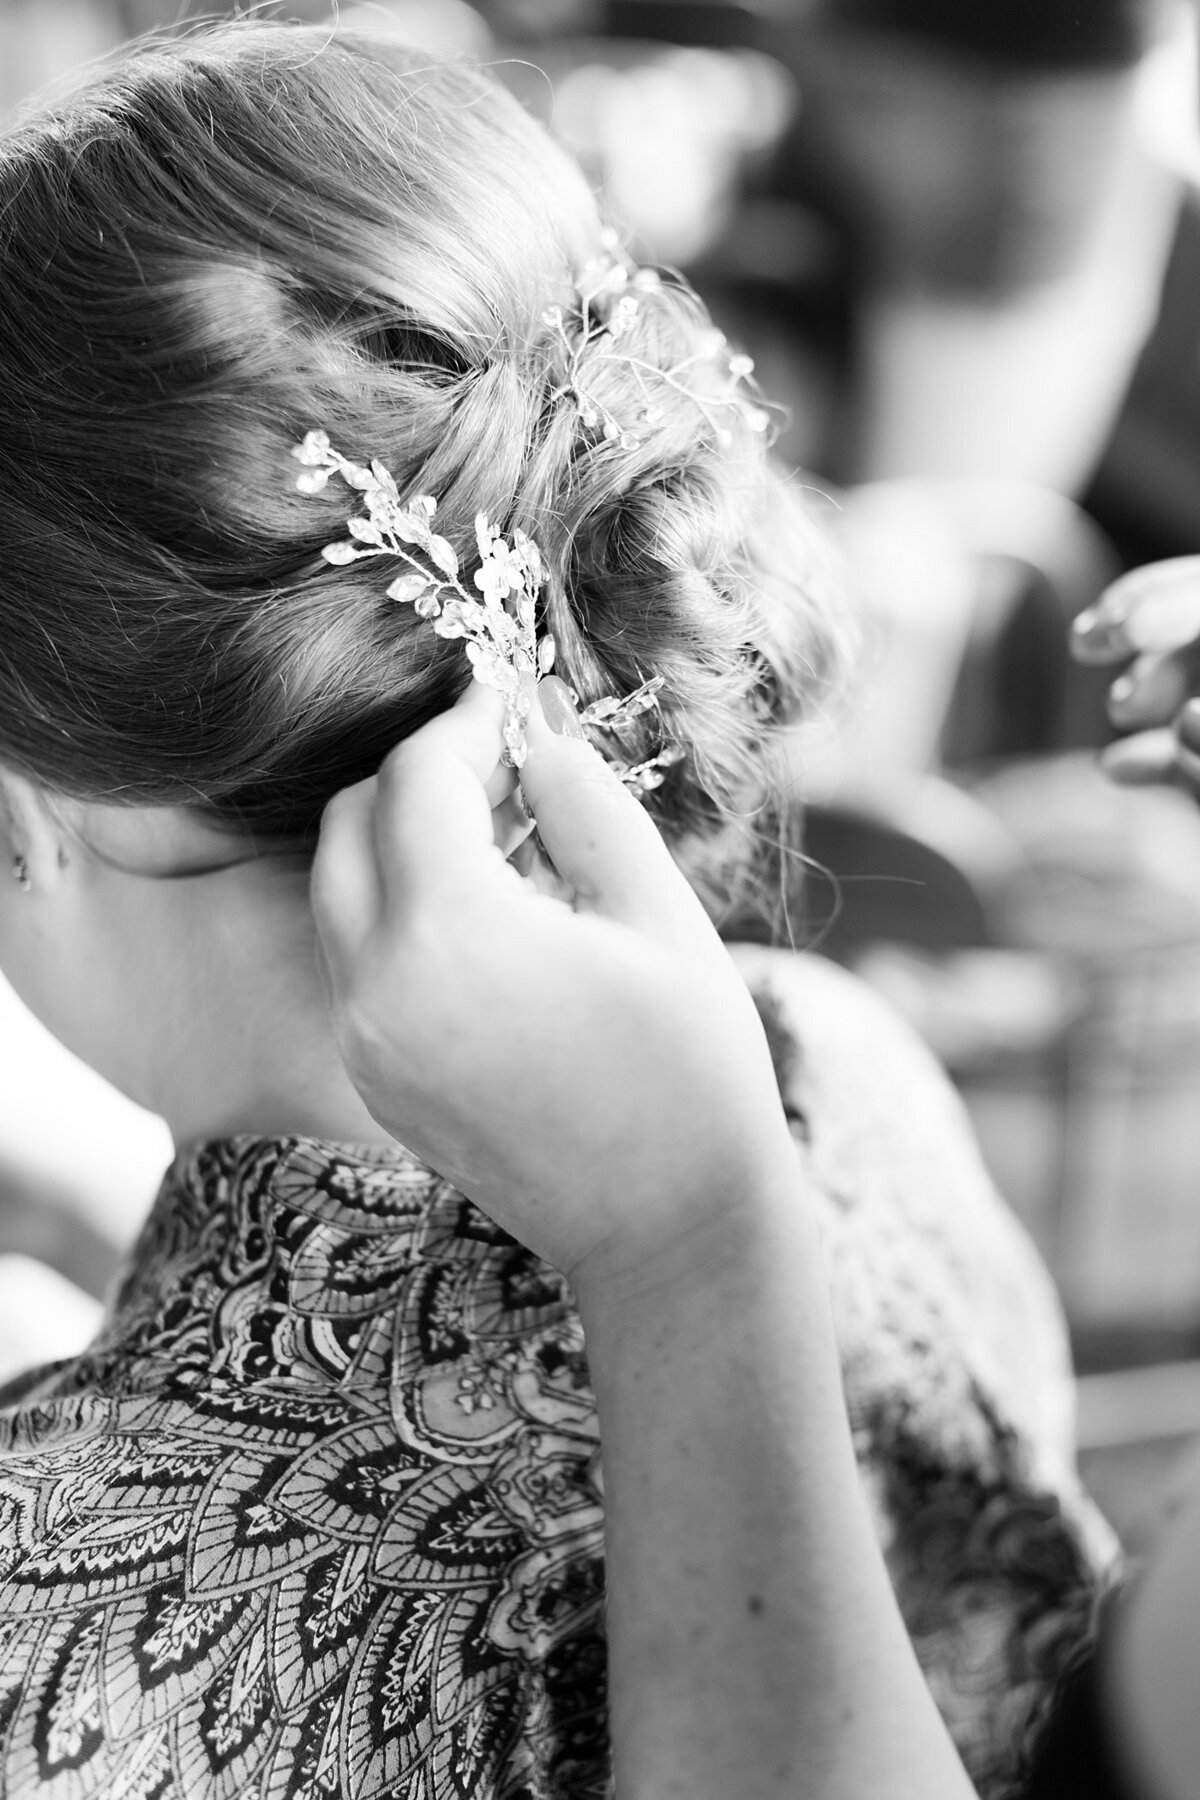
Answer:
(0, 20, 849, 918)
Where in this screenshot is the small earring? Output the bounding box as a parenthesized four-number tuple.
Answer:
(12, 854, 30, 892)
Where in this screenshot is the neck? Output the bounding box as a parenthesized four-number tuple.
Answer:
(93, 849, 398, 1154)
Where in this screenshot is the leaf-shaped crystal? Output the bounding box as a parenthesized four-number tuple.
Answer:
(428, 535, 458, 578)
(369, 459, 400, 502)
(629, 677, 665, 709)
(513, 529, 543, 587)
(390, 512, 430, 546)
(579, 694, 620, 723)
(608, 295, 639, 340)
(385, 572, 434, 604)
(579, 676, 664, 728)
(290, 429, 637, 789)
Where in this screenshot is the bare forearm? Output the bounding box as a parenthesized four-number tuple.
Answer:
(577, 1153, 977, 1800)
(314, 693, 977, 1797)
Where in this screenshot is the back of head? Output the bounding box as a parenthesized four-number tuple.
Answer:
(0, 19, 847, 917)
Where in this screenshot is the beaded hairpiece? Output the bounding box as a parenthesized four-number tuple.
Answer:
(293, 430, 673, 782)
(545, 231, 771, 450)
(292, 237, 762, 782)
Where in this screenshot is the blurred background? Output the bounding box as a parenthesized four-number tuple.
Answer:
(3, 0, 1200, 1548)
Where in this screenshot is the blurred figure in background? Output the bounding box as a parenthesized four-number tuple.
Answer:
(782, 0, 1187, 492)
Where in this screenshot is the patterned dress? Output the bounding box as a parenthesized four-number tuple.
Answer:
(0, 952, 1114, 1800)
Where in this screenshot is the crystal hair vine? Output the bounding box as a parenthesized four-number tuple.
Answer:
(288, 235, 770, 782)
(292, 429, 678, 787)
(543, 230, 772, 451)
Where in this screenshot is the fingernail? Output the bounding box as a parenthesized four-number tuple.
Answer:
(538, 675, 585, 739)
(1110, 675, 1133, 705)
(1073, 608, 1097, 635)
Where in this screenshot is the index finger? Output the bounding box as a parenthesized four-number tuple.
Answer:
(370, 679, 516, 915)
(1073, 558, 1200, 663)
(312, 681, 533, 978)
(519, 693, 725, 963)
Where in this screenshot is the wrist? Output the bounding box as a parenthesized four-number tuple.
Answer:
(569, 1126, 813, 1334)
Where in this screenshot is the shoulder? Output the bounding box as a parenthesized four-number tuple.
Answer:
(729, 946, 1081, 1483)
(727, 943, 987, 1156)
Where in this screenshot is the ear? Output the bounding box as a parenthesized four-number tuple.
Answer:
(0, 767, 75, 893)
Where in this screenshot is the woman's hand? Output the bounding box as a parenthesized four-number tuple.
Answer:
(313, 678, 974, 1800)
(312, 676, 975, 1800)
(1072, 556, 1200, 792)
(310, 676, 795, 1297)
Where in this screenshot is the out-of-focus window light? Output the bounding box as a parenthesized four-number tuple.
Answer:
(1135, 0, 1200, 181)
(0, 0, 122, 121)
(339, 0, 494, 58)
(551, 46, 795, 264)
(0, 1, 499, 119)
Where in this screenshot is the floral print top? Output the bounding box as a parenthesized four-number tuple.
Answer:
(0, 952, 1114, 1799)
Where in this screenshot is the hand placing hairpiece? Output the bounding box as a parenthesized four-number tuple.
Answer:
(293, 430, 676, 780)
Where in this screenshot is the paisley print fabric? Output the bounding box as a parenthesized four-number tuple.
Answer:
(0, 953, 1115, 1799)
(0, 1141, 606, 1800)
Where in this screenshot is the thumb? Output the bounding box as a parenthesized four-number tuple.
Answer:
(520, 682, 719, 957)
